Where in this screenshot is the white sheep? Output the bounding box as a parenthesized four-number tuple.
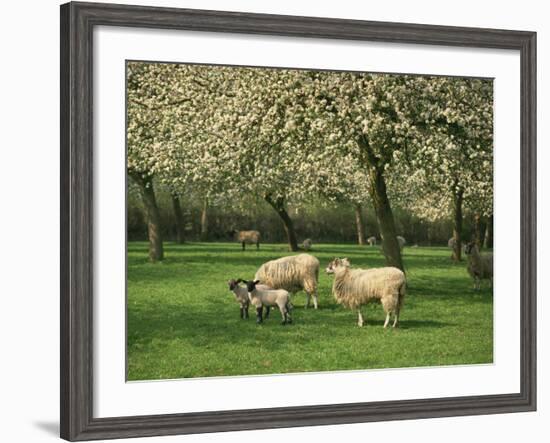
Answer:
(397, 235, 406, 251)
(464, 241, 493, 290)
(301, 238, 313, 251)
(367, 236, 377, 246)
(448, 237, 456, 249)
(326, 258, 406, 328)
(231, 230, 261, 251)
(244, 279, 292, 325)
(254, 253, 320, 309)
(227, 279, 272, 319)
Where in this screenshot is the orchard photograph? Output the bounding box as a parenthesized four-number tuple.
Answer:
(126, 61, 494, 381)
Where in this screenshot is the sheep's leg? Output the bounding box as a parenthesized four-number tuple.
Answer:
(264, 306, 271, 319)
(278, 306, 287, 325)
(239, 306, 244, 319)
(285, 304, 292, 324)
(256, 241, 260, 250)
(392, 308, 400, 328)
(305, 292, 311, 309)
(357, 309, 365, 327)
(244, 304, 249, 319)
(383, 311, 391, 328)
(256, 307, 263, 324)
(312, 290, 318, 309)
(242, 241, 245, 251)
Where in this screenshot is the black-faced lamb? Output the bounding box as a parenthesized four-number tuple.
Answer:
(325, 258, 406, 328)
(254, 253, 320, 309)
(367, 236, 377, 246)
(244, 279, 292, 325)
(230, 230, 261, 251)
(227, 279, 272, 319)
(464, 241, 493, 290)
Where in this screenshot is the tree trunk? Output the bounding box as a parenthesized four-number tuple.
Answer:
(367, 168, 404, 270)
(484, 213, 494, 249)
(130, 172, 164, 262)
(200, 199, 209, 241)
(357, 136, 403, 270)
(451, 187, 464, 262)
(171, 194, 185, 244)
(473, 213, 482, 249)
(354, 203, 366, 246)
(265, 195, 299, 251)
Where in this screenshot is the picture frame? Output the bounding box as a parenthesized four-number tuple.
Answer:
(60, 1, 536, 441)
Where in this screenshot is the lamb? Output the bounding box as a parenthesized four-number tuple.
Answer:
(397, 236, 406, 251)
(244, 279, 292, 325)
(300, 238, 313, 251)
(254, 253, 320, 309)
(227, 279, 272, 319)
(367, 236, 377, 246)
(464, 241, 493, 290)
(325, 258, 406, 328)
(230, 230, 261, 251)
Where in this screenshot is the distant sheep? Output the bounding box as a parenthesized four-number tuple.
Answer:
(448, 237, 456, 249)
(244, 279, 292, 325)
(227, 279, 272, 319)
(326, 258, 406, 328)
(301, 238, 313, 251)
(464, 241, 493, 290)
(397, 236, 406, 251)
(231, 230, 260, 251)
(367, 236, 377, 246)
(255, 254, 320, 309)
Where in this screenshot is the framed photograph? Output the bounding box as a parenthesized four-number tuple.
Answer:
(60, 1, 536, 441)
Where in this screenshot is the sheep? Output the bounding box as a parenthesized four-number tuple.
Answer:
(244, 279, 292, 325)
(227, 279, 272, 319)
(397, 236, 406, 251)
(325, 258, 406, 328)
(367, 236, 377, 246)
(464, 241, 493, 290)
(300, 238, 313, 251)
(448, 237, 456, 249)
(230, 230, 260, 251)
(254, 253, 320, 309)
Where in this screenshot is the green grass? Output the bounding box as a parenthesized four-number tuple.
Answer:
(127, 242, 493, 380)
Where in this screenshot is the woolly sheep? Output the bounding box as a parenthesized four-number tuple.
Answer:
(397, 236, 406, 251)
(227, 279, 272, 319)
(464, 241, 493, 290)
(255, 253, 320, 309)
(244, 279, 292, 325)
(325, 258, 406, 328)
(301, 238, 313, 251)
(231, 230, 261, 251)
(367, 236, 377, 246)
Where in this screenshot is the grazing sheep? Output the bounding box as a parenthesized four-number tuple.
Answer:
(397, 236, 406, 251)
(325, 258, 406, 328)
(231, 230, 261, 251)
(227, 279, 272, 319)
(464, 241, 493, 290)
(367, 236, 377, 246)
(301, 238, 313, 251)
(255, 254, 320, 309)
(244, 279, 292, 325)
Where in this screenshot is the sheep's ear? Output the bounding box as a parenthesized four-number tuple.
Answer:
(342, 257, 350, 266)
(236, 278, 242, 284)
(254, 279, 260, 285)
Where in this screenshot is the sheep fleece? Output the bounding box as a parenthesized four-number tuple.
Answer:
(255, 254, 319, 294)
(333, 267, 406, 311)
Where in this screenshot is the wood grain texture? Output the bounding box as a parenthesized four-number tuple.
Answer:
(60, 2, 537, 441)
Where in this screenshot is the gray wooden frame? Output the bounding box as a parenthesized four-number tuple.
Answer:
(60, 1, 537, 441)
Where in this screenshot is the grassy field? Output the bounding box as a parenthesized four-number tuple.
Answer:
(127, 242, 493, 381)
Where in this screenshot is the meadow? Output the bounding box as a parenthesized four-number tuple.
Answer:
(127, 242, 493, 381)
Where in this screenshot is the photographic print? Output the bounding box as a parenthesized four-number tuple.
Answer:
(126, 61, 494, 381)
